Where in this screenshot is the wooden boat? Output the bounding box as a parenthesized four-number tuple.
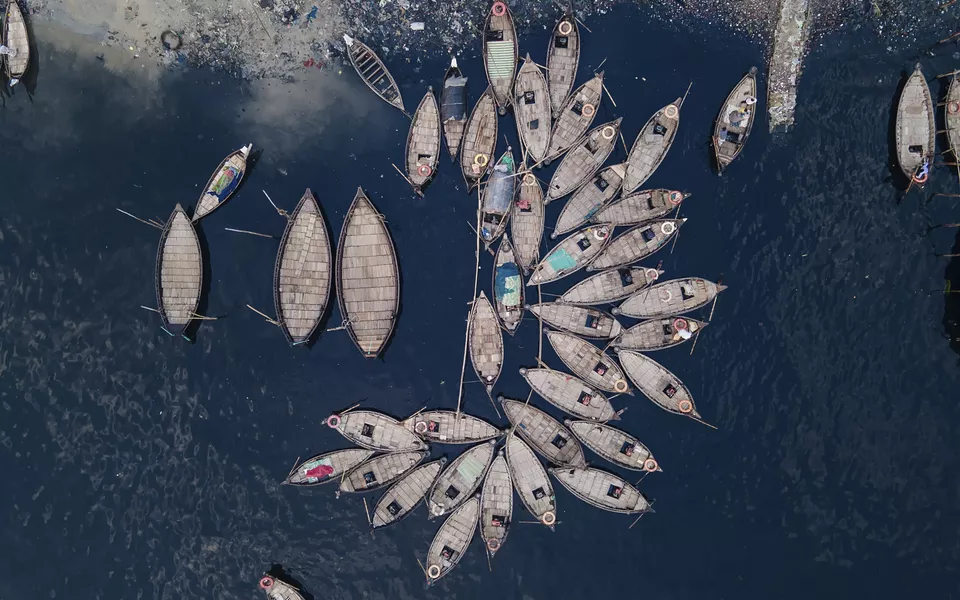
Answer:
(612, 278, 726, 319)
(504, 434, 556, 527)
(617, 349, 704, 422)
(336, 188, 399, 358)
(587, 218, 686, 272)
(479, 451, 513, 559)
(283, 449, 374, 486)
(427, 439, 496, 519)
(549, 466, 652, 514)
(610, 316, 707, 351)
(713, 68, 759, 171)
(325, 410, 427, 452)
(339, 450, 428, 493)
(273, 189, 332, 346)
(460, 87, 499, 192)
(500, 397, 586, 467)
(155, 204, 202, 338)
(622, 99, 682, 194)
(513, 54, 552, 162)
(479, 148, 516, 248)
(546, 11, 580, 119)
(559, 266, 662, 305)
(546, 118, 622, 202)
(371, 458, 446, 529)
(545, 330, 630, 394)
(519, 367, 617, 421)
(527, 303, 622, 339)
(3, 0, 30, 86)
(483, 0, 518, 114)
(405, 88, 441, 195)
(553, 163, 626, 236)
(566, 420, 660, 472)
(193, 144, 253, 221)
(402, 410, 500, 444)
(546, 73, 604, 163)
(259, 575, 304, 600)
(510, 164, 545, 274)
(591, 189, 690, 227)
(468, 291, 504, 395)
(493, 236, 524, 334)
(527, 224, 613, 285)
(424, 496, 479, 584)
(895, 64, 934, 183)
(441, 58, 468, 161)
(343, 34, 404, 112)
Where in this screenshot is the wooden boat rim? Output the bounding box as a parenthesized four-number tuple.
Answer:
(154, 203, 202, 334)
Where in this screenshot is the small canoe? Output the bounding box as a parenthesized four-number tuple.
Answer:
(500, 397, 586, 467)
(527, 303, 622, 339)
(343, 34, 404, 112)
(546, 73, 604, 162)
(510, 165, 545, 273)
(713, 68, 759, 171)
(546, 12, 580, 119)
(468, 291, 504, 395)
(587, 218, 686, 272)
(622, 99, 682, 194)
(479, 451, 513, 560)
(494, 236, 524, 334)
(617, 349, 704, 422)
(4, 0, 30, 86)
(513, 55, 552, 162)
(566, 421, 660, 472)
(371, 458, 446, 529)
(549, 466, 652, 514)
(273, 189, 332, 346)
(479, 148, 516, 248)
(405, 88, 441, 195)
(441, 58, 469, 161)
(546, 118, 622, 203)
(403, 410, 500, 444)
(560, 266, 663, 305)
(612, 278, 726, 319)
(505, 434, 557, 527)
(591, 189, 690, 227)
(193, 144, 253, 221)
(336, 188, 400, 358)
(427, 440, 496, 519)
(155, 204, 202, 338)
(545, 330, 630, 394)
(519, 367, 617, 422)
(339, 450, 428, 493)
(325, 410, 428, 452)
(283, 449, 375, 486)
(553, 163, 626, 237)
(425, 496, 479, 585)
(527, 224, 613, 285)
(259, 575, 304, 600)
(895, 64, 934, 182)
(610, 316, 707, 351)
(482, 0, 519, 114)
(460, 87, 499, 192)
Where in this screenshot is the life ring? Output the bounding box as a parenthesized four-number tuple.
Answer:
(673, 318, 688, 331)
(487, 538, 500, 551)
(541, 511, 556, 526)
(474, 153, 489, 167)
(950, 101, 960, 115)
(523, 173, 536, 185)
(613, 379, 628, 393)
(326, 414, 341, 429)
(417, 164, 433, 177)
(558, 20, 573, 36)
(913, 172, 928, 184)
(660, 221, 676, 236)
(645, 268, 659, 281)
(643, 458, 659, 472)
(744, 96, 757, 106)
(664, 104, 679, 119)
(660, 288, 673, 302)
(432, 504, 444, 516)
(601, 125, 616, 140)
(427, 564, 442, 579)
(669, 191, 683, 205)
(582, 103, 596, 117)
(593, 226, 609, 241)
(415, 421, 428, 434)
(260, 577, 274, 590)
(678, 399, 693, 414)
(491, 1, 507, 16)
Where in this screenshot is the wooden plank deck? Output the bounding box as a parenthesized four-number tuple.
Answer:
(371, 458, 445, 529)
(479, 451, 512, 559)
(468, 291, 504, 393)
(460, 87, 498, 191)
(425, 497, 479, 584)
(520, 367, 617, 421)
(588, 219, 686, 271)
(501, 397, 586, 467)
(510, 167, 545, 273)
(545, 330, 630, 394)
(546, 119, 622, 202)
(505, 434, 556, 526)
(622, 100, 681, 193)
(560, 266, 662, 305)
(546, 13, 580, 119)
(406, 89, 441, 193)
(339, 450, 427, 493)
(546, 73, 604, 162)
(155, 204, 202, 336)
(513, 55, 552, 162)
(612, 278, 726, 319)
(554, 163, 625, 236)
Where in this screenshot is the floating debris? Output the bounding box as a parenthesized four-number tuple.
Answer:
(767, 0, 810, 132)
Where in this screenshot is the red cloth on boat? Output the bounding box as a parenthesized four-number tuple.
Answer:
(305, 464, 335, 479)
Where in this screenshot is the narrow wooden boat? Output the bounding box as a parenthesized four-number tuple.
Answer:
(591, 189, 690, 226)
(480, 451, 513, 559)
(343, 34, 404, 112)
(283, 449, 374, 486)
(527, 303, 622, 339)
(460, 87, 499, 192)
(527, 224, 612, 285)
(622, 99, 682, 194)
(546, 73, 604, 163)
(587, 218, 687, 272)
(559, 266, 662, 305)
(513, 54, 552, 162)
(510, 165, 545, 274)
(612, 278, 726, 319)
(545, 330, 631, 394)
(549, 466, 652, 514)
(259, 575, 304, 600)
(610, 316, 707, 351)
(427, 440, 496, 519)
(371, 458, 446, 529)
(617, 348, 704, 422)
(553, 163, 626, 236)
(566, 421, 660, 472)
(479, 148, 516, 248)
(402, 410, 500, 444)
(546, 11, 580, 119)
(483, 0, 518, 115)
(336, 188, 400, 358)
(713, 68, 759, 171)
(405, 88, 441, 195)
(155, 204, 202, 338)
(325, 410, 428, 452)
(895, 64, 934, 183)
(947, 77, 960, 162)
(3, 0, 30, 86)
(468, 291, 504, 395)
(500, 397, 586, 467)
(493, 236, 524, 334)
(425, 496, 479, 584)
(441, 58, 469, 161)
(505, 434, 557, 528)
(193, 144, 253, 221)
(339, 450, 428, 493)
(273, 189, 332, 346)
(546, 118, 622, 202)
(519, 367, 617, 421)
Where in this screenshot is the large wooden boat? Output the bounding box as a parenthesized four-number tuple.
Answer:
(510, 164, 545, 273)
(566, 420, 660, 472)
(612, 278, 726, 319)
(587, 219, 686, 271)
(546, 119, 622, 202)
(895, 64, 934, 183)
(338, 450, 428, 493)
(343, 34, 404, 112)
(527, 224, 612, 285)
(545, 330, 630, 394)
(546, 11, 580, 119)
(546, 73, 604, 163)
(500, 397, 586, 467)
(504, 434, 557, 528)
(405, 88, 441, 195)
(402, 410, 500, 444)
(513, 54, 552, 162)
(427, 440, 496, 519)
(622, 99, 681, 194)
(479, 451, 513, 560)
(425, 497, 479, 584)
(549, 466, 652, 514)
(283, 449, 374, 486)
(441, 58, 468, 161)
(460, 87, 499, 192)
(519, 367, 617, 421)
(713, 68, 759, 171)
(371, 458, 446, 529)
(559, 266, 662, 305)
(325, 410, 427, 452)
(482, 0, 519, 114)
(155, 204, 202, 338)
(468, 291, 504, 395)
(527, 303, 622, 339)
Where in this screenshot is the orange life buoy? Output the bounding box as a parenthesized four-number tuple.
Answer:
(582, 103, 596, 117)
(601, 125, 616, 140)
(558, 20, 573, 36)
(417, 164, 432, 177)
(260, 577, 274, 590)
(491, 1, 507, 16)
(643, 458, 659, 472)
(645, 268, 659, 281)
(678, 399, 693, 414)
(669, 191, 683, 205)
(541, 511, 556, 526)
(326, 414, 341, 428)
(673, 318, 688, 331)
(913, 172, 928, 184)
(950, 101, 960, 115)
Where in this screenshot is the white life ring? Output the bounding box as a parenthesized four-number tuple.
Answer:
(582, 103, 596, 117)
(664, 104, 679, 119)
(669, 191, 683, 205)
(613, 379, 628, 393)
(558, 20, 573, 35)
(644, 268, 659, 281)
(541, 511, 556, 526)
(660, 288, 673, 302)
(415, 421, 428, 434)
(593, 226, 609, 241)
(432, 504, 444, 516)
(326, 414, 341, 429)
(678, 399, 693, 414)
(523, 173, 536, 185)
(427, 565, 442, 579)
(487, 538, 500, 551)
(660, 221, 676, 236)
(643, 458, 659, 472)
(601, 125, 616, 140)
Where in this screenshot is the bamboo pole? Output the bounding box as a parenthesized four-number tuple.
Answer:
(602, 82, 618, 108)
(225, 227, 275, 239)
(188, 312, 218, 321)
(116, 208, 164, 230)
(679, 81, 694, 107)
(140, 305, 161, 313)
(456, 186, 484, 419)
(263, 189, 288, 218)
(363, 497, 372, 525)
(575, 16, 592, 33)
(246, 304, 280, 326)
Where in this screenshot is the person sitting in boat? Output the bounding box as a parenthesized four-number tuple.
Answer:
(0, 45, 17, 57)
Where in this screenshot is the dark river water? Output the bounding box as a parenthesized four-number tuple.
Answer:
(2, 5, 959, 600)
